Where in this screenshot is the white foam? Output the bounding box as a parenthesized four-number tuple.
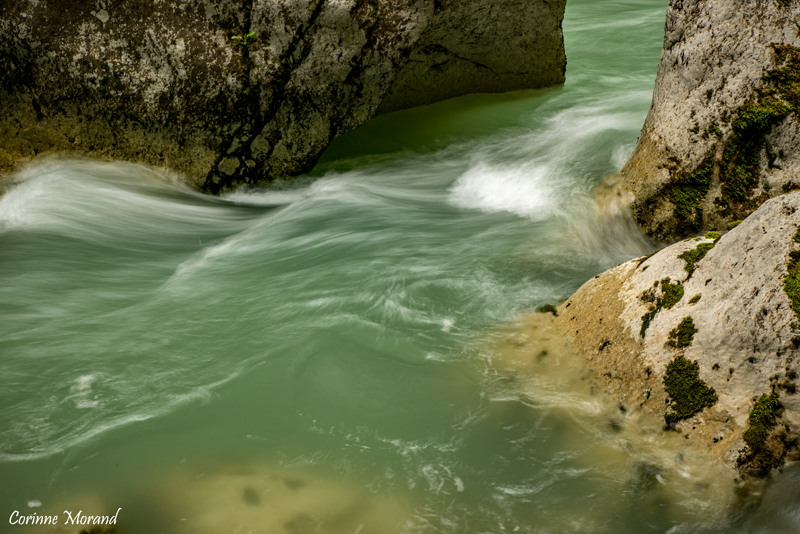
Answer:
(611, 143, 636, 170)
(65, 374, 102, 409)
(448, 162, 558, 220)
(222, 187, 309, 206)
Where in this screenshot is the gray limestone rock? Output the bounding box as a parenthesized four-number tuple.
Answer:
(0, 0, 566, 193)
(619, 0, 800, 241)
(554, 191, 800, 474)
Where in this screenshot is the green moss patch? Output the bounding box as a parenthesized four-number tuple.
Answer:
(689, 294, 701, 304)
(661, 278, 684, 309)
(663, 356, 718, 425)
(736, 392, 797, 474)
(718, 46, 797, 208)
(783, 244, 800, 321)
(670, 45, 800, 228)
(720, 96, 789, 203)
(669, 151, 714, 223)
(743, 392, 783, 452)
(667, 317, 696, 348)
(705, 231, 721, 241)
(640, 308, 657, 338)
(678, 242, 715, 275)
(640, 278, 684, 338)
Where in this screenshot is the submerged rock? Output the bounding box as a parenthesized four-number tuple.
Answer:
(0, 0, 565, 193)
(619, 0, 800, 241)
(553, 192, 800, 475)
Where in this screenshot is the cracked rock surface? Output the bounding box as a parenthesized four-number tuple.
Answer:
(0, 0, 565, 192)
(619, 0, 800, 241)
(553, 192, 800, 473)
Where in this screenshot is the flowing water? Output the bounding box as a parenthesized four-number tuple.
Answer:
(2, 0, 800, 533)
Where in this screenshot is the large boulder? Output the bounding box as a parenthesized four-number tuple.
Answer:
(553, 191, 800, 475)
(0, 0, 566, 193)
(620, 0, 800, 241)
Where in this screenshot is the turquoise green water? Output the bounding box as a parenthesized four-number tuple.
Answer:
(2, 1, 799, 533)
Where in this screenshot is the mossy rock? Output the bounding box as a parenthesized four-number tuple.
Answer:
(639, 279, 684, 337)
(668, 151, 714, 224)
(667, 316, 696, 348)
(665, 45, 800, 234)
(742, 392, 783, 452)
(678, 242, 714, 275)
(737, 392, 798, 474)
(660, 278, 684, 309)
(783, 236, 800, 320)
(640, 308, 657, 338)
(636, 247, 662, 267)
(663, 355, 718, 425)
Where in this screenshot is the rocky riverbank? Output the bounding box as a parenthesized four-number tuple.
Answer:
(620, 0, 800, 241)
(545, 191, 800, 476)
(0, 0, 565, 193)
(553, 0, 800, 478)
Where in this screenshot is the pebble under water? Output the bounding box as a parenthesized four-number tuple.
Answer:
(2, 0, 800, 532)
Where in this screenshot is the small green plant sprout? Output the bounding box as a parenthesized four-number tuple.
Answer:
(231, 31, 256, 47)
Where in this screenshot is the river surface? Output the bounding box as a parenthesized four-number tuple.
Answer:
(2, 0, 799, 533)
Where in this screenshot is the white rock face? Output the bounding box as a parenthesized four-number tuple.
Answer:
(620, 0, 800, 241)
(555, 191, 800, 473)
